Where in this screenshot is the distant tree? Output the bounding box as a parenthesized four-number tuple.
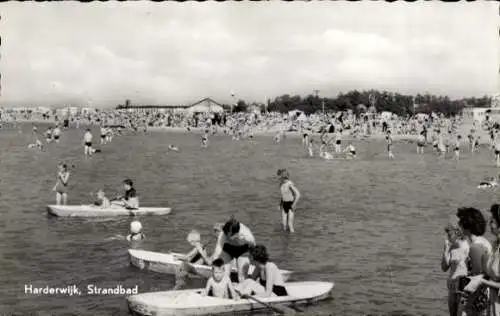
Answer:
(232, 100, 248, 113)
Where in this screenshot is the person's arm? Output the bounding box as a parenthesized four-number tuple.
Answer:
(441, 240, 451, 272)
(201, 278, 213, 296)
(195, 243, 212, 265)
(227, 278, 239, 300)
(257, 264, 276, 298)
(210, 232, 225, 262)
(102, 198, 111, 209)
(290, 183, 301, 209)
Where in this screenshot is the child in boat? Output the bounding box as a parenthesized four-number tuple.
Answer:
(94, 190, 111, 208)
(174, 230, 211, 265)
(236, 245, 288, 298)
(202, 258, 239, 299)
(126, 221, 145, 241)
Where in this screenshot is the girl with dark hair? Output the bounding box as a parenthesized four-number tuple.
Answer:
(455, 207, 492, 316)
(236, 244, 288, 297)
(210, 218, 256, 283)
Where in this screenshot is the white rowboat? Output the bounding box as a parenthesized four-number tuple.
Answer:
(128, 249, 293, 282)
(127, 281, 334, 316)
(47, 205, 172, 217)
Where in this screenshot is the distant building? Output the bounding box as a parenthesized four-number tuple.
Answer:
(185, 98, 224, 114)
(116, 97, 225, 114)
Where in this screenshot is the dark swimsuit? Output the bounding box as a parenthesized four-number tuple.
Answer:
(257, 278, 288, 296)
(128, 232, 145, 240)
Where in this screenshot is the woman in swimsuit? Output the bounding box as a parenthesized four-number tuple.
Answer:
(386, 131, 395, 159)
(52, 163, 70, 205)
(236, 245, 288, 298)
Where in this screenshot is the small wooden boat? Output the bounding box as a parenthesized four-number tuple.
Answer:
(47, 205, 172, 217)
(128, 249, 293, 282)
(127, 281, 334, 316)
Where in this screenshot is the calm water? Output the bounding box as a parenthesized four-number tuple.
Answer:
(0, 123, 498, 316)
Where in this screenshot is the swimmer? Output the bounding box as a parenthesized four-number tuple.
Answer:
(494, 140, 500, 167)
(343, 143, 357, 158)
(45, 127, 53, 143)
(100, 126, 107, 145)
(126, 221, 145, 241)
(386, 131, 395, 159)
(477, 175, 499, 189)
(307, 139, 314, 157)
(473, 136, 480, 153)
(83, 129, 93, 157)
(302, 133, 309, 146)
(168, 144, 180, 152)
(28, 139, 44, 151)
(454, 135, 461, 161)
(93, 190, 111, 208)
(52, 125, 61, 143)
(277, 168, 301, 233)
(202, 132, 209, 148)
(417, 132, 426, 155)
(334, 131, 342, 153)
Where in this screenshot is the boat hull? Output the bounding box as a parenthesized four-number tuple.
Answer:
(128, 249, 293, 282)
(126, 281, 334, 316)
(47, 205, 172, 217)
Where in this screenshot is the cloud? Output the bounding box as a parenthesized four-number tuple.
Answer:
(0, 1, 498, 107)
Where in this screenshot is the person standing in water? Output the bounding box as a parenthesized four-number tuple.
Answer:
(52, 124, 61, 144)
(277, 168, 301, 233)
(493, 138, 500, 167)
(83, 128, 93, 157)
(454, 135, 462, 161)
(386, 131, 395, 159)
(417, 131, 426, 155)
(52, 163, 70, 205)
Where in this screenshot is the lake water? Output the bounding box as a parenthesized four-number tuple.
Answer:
(1, 123, 498, 316)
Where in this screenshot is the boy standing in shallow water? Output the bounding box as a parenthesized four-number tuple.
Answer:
(277, 169, 301, 233)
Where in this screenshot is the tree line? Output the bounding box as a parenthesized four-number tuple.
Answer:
(231, 90, 493, 117)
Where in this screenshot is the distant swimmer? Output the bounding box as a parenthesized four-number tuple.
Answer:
(277, 168, 301, 233)
(334, 131, 342, 153)
(343, 143, 357, 158)
(454, 135, 462, 161)
(100, 126, 107, 145)
(28, 139, 44, 151)
(307, 139, 314, 157)
(32, 125, 38, 134)
(386, 131, 395, 159)
(52, 125, 61, 144)
(127, 221, 145, 242)
(494, 141, 500, 167)
(201, 132, 209, 148)
(302, 133, 309, 147)
(168, 144, 180, 152)
(83, 128, 93, 157)
(478, 176, 499, 189)
(417, 132, 425, 155)
(52, 163, 70, 205)
(45, 127, 53, 143)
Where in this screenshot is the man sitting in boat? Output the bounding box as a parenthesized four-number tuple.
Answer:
(126, 221, 145, 241)
(112, 179, 139, 209)
(210, 218, 256, 283)
(201, 258, 239, 300)
(236, 244, 288, 297)
(93, 190, 111, 208)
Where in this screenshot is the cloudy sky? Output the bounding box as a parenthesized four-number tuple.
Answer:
(1, 2, 498, 107)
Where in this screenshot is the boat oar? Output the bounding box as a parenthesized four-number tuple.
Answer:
(235, 290, 297, 316)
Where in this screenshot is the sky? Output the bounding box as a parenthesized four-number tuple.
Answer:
(1, 2, 499, 108)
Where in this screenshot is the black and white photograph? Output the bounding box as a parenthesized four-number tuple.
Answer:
(0, 2, 499, 316)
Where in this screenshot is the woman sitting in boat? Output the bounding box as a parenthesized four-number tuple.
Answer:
(202, 258, 239, 300)
(477, 175, 499, 189)
(236, 244, 288, 298)
(112, 179, 139, 209)
(93, 190, 111, 208)
(126, 221, 145, 241)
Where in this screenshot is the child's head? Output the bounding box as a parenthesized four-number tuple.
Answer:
(96, 190, 105, 199)
(444, 222, 464, 243)
(277, 168, 289, 180)
(187, 230, 201, 246)
(130, 221, 142, 234)
(211, 258, 225, 282)
(249, 245, 269, 267)
(123, 179, 133, 190)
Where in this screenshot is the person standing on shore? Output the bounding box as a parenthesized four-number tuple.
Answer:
(83, 129, 93, 157)
(277, 168, 301, 233)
